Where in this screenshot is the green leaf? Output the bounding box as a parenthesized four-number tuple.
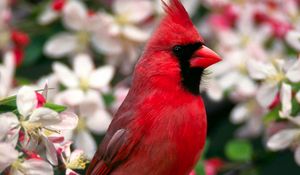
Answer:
(23, 35, 45, 66)
(102, 93, 115, 107)
(0, 96, 66, 114)
(263, 106, 280, 123)
(0, 96, 17, 114)
(195, 140, 210, 175)
(225, 139, 253, 162)
(44, 103, 67, 113)
(291, 98, 300, 116)
(195, 161, 205, 175)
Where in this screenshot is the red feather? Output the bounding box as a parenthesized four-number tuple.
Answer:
(86, 0, 221, 174)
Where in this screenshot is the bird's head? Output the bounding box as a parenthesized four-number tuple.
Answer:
(136, 0, 221, 95)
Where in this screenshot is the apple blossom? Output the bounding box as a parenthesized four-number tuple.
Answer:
(0, 86, 78, 165)
(44, 0, 114, 59)
(57, 90, 112, 159)
(57, 141, 89, 175)
(247, 58, 300, 108)
(92, 0, 155, 73)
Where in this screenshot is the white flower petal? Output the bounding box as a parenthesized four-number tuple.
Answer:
(296, 91, 300, 104)
(17, 86, 37, 117)
(286, 58, 300, 83)
(0, 143, 18, 172)
(86, 110, 112, 134)
(286, 30, 300, 51)
(44, 33, 77, 58)
(54, 89, 84, 106)
(92, 33, 123, 55)
(46, 133, 64, 143)
(79, 90, 105, 117)
(73, 54, 94, 79)
(114, 0, 153, 23)
(29, 107, 60, 126)
(47, 112, 78, 130)
(63, 1, 87, 31)
(234, 77, 257, 98)
(0, 113, 19, 140)
(247, 59, 277, 80)
(4, 51, 15, 72)
(74, 130, 96, 159)
(89, 65, 114, 89)
(42, 135, 58, 166)
(38, 7, 59, 25)
(22, 159, 54, 175)
(218, 71, 240, 90)
(267, 129, 300, 151)
(53, 62, 79, 88)
(122, 25, 150, 42)
(56, 141, 72, 161)
(256, 84, 278, 108)
(66, 169, 79, 175)
(230, 103, 249, 124)
(279, 83, 292, 118)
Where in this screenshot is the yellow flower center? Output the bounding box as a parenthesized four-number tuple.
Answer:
(0, 30, 10, 49)
(115, 15, 129, 25)
(21, 121, 41, 135)
(266, 71, 285, 84)
(67, 154, 89, 170)
(76, 31, 90, 52)
(80, 78, 89, 91)
(76, 117, 86, 132)
(11, 159, 26, 174)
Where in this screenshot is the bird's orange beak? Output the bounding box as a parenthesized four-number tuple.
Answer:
(190, 46, 221, 68)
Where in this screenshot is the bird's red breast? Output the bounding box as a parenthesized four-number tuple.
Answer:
(86, 0, 221, 174)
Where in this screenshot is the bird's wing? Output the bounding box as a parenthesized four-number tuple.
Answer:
(86, 128, 141, 175)
(86, 106, 143, 175)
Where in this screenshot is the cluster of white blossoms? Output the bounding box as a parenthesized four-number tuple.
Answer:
(0, 86, 88, 175)
(201, 0, 300, 165)
(0, 0, 200, 174)
(2, 0, 300, 174)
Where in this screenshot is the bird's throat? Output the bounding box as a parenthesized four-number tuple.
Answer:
(180, 66, 203, 96)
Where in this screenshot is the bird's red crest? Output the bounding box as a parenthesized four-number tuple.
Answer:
(161, 0, 194, 29)
(146, 0, 203, 50)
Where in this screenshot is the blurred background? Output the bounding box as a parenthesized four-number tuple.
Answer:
(1, 0, 300, 175)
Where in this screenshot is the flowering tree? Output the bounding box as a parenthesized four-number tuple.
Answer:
(0, 0, 300, 174)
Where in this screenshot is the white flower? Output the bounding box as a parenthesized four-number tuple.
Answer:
(279, 83, 292, 119)
(286, 30, 300, 51)
(267, 129, 300, 151)
(207, 50, 257, 101)
(44, 1, 104, 58)
(59, 90, 112, 159)
(0, 117, 19, 173)
(92, 0, 154, 73)
(53, 54, 114, 98)
(0, 52, 15, 99)
(10, 158, 54, 175)
(111, 85, 129, 112)
(230, 99, 265, 138)
(0, 142, 18, 173)
(57, 141, 88, 175)
(247, 58, 300, 108)
(0, 86, 78, 165)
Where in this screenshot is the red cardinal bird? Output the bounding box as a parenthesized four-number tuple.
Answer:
(86, 0, 221, 174)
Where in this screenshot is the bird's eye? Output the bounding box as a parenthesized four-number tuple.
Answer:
(173, 45, 184, 56)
